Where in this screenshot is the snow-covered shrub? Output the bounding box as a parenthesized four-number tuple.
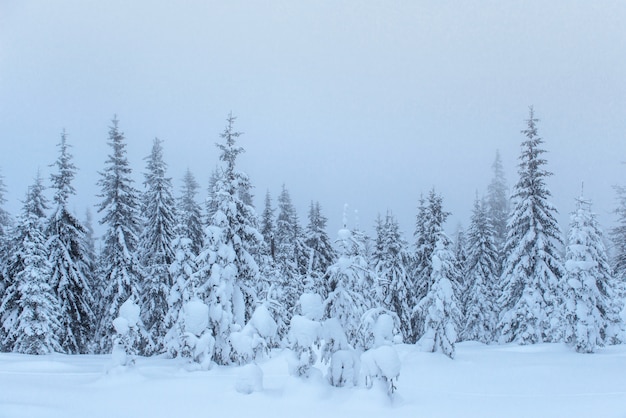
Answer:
(230, 305, 278, 365)
(112, 298, 141, 367)
(357, 308, 402, 350)
(361, 346, 400, 395)
(287, 314, 322, 377)
(175, 299, 215, 370)
(321, 318, 358, 387)
(360, 313, 401, 395)
(328, 349, 358, 388)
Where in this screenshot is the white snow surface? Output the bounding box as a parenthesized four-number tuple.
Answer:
(1, 343, 626, 417)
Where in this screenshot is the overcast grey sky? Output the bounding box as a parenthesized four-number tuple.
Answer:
(1, 1, 625, 241)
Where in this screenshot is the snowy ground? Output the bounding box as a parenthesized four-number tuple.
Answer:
(1, 342, 625, 418)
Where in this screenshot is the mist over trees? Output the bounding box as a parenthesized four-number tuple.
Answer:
(0, 109, 625, 376)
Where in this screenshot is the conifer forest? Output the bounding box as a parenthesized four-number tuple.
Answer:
(1, 107, 625, 392)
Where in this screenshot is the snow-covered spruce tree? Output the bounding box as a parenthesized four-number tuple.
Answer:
(163, 235, 202, 358)
(487, 149, 509, 271)
(462, 195, 499, 343)
(260, 190, 276, 260)
(138, 138, 177, 354)
(205, 167, 221, 224)
(46, 131, 96, 354)
(413, 234, 462, 359)
(564, 194, 623, 352)
(498, 107, 565, 344)
(611, 186, 626, 297)
(412, 189, 451, 342)
(95, 117, 148, 354)
(1, 175, 62, 354)
(324, 212, 370, 348)
(177, 168, 204, 257)
(373, 212, 413, 341)
(83, 209, 100, 296)
(0, 171, 13, 303)
(304, 201, 335, 296)
(1, 172, 49, 351)
(195, 114, 264, 365)
(453, 225, 469, 299)
(274, 184, 309, 317)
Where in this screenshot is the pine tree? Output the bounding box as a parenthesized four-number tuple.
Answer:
(324, 222, 369, 348)
(95, 117, 147, 353)
(260, 190, 276, 261)
(177, 169, 204, 256)
(163, 236, 202, 357)
(487, 149, 509, 270)
(304, 201, 335, 296)
(564, 194, 623, 352)
(46, 131, 96, 353)
(195, 114, 264, 364)
(1, 175, 61, 354)
(275, 184, 308, 315)
(206, 167, 221, 224)
(138, 138, 177, 354)
(0, 170, 13, 308)
(83, 209, 99, 295)
(373, 212, 413, 341)
(611, 186, 626, 284)
(414, 234, 462, 358)
(453, 226, 469, 298)
(0, 170, 11, 237)
(462, 195, 499, 343)
(498, 107, 565, 344)
(412, 189, 451, 342)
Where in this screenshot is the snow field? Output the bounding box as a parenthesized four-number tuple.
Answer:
(1, 342, 626, 418)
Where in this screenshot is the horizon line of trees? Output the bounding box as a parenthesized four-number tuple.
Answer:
(0, 108, 625, 376)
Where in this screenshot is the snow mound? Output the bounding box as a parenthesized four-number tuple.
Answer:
(235, 363, 263, 394)
(118, 299, 140, 328)
(289, 315, 322, 348)
(112, 317, 129, 336)
(183, 300, 209, 337)
(249, 305, 278, 339)
(373, 314, 395, 346)
(298, 293, 323, 320)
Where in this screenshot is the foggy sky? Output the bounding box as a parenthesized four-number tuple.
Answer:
(1, 1, 625, 242)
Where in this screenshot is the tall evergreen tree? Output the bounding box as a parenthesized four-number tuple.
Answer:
(46, 131, 96, 353)
(412, 189, 450, 342)
(139, 138, 177, 354)
(324, 216, 370, 348)
(0, 170, 13, 303)
(373, 212, 413, 341)
(260, 190, 276, 261)
(205, 167, 221, 224)
(462, 195, 499, 343)
(1, 175, 61, 354)
(498, 107, 565, 344)
(453, 225, 469, 296)
(195, 114, 264, 364)
(163, 236, 201, 357)
(0, 170, 11, 237)
(414, 234, 462, 358)
(177, 168, 204, 256)
(564, 194, 623, 352)
(304, 201, 335, 296)
(486, 149, 509, 269)
(275, 184, 308, 315)
(95, 117, 147, 353)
